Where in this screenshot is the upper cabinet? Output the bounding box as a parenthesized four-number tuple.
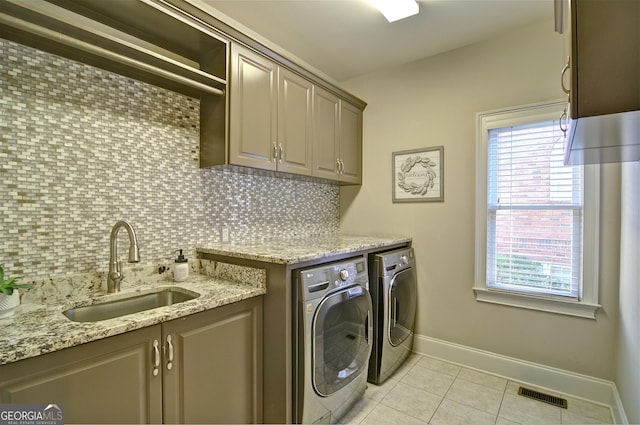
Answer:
(339, 100, 363, 184)
(313, 87, 341, 180)
(227, 43, 363, 183)
(569, 0, 639, 119)
(228, 44, 279, 171)
(312, 86, 362, 184)
(278, 66, 314, 176)
(563, 0, 640, 165)
(227, 44, 313, 176)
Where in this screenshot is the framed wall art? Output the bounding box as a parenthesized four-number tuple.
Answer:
(392, 146, 444, 203)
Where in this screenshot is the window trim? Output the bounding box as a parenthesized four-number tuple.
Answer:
(474, 101, 600, 319)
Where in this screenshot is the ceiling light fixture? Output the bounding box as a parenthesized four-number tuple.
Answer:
(371, 0, 419, 23)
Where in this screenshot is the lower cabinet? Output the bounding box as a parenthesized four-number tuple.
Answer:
(0, 325, 163, 424)
(0, 297, 263, 424)
(163, 296, 263, 424)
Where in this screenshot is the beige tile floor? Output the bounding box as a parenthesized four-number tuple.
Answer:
(339, 353, 614, 425)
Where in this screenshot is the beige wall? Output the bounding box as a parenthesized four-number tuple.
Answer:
(340, 19, 620, 380)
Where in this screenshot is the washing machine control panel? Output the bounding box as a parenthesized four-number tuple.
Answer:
(298, 256, 368, 300)
(378, 248, 415, 277)
(331, 263, 355, 288)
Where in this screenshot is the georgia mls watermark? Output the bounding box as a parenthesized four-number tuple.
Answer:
(0, 404, 63, 425)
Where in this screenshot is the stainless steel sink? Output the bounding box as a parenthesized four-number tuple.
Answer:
(63, 287, 200, 322)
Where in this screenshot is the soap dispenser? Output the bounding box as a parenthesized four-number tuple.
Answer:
(173, 249, 188, 282)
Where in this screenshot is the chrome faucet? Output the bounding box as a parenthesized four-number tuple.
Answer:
(107, 220, 140, 293)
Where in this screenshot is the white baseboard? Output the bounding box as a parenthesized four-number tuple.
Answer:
(413, 334, 628, 424)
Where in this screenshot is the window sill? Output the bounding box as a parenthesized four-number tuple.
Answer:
(473, 287, 600, 319)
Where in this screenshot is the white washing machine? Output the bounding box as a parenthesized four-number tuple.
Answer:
(368, 247, 417, 385)
(292, 256, 373, 424)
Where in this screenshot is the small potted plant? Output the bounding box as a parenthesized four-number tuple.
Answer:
(0, 264, 31, 318)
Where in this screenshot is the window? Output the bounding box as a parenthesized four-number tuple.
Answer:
(474, 102, 600, 319)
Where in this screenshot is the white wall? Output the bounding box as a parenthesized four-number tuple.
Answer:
(617, 161, 640, 423)
(340, 19, 620, 380)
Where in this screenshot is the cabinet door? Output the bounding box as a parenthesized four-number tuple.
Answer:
(277, 68, 313, 175)
(312, 86, 340, 180)
(0, 326, 162, 424)
(230, 44, 277, 170)
(571, 0, 640, 118)
(339, 100, 363, 184)
(162, 297, 263, 424)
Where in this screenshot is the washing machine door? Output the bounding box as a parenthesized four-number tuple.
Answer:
(388, 267, 417, 347)
(312, 285, 372, 397)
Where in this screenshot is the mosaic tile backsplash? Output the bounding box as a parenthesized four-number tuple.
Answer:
(0, 39, 339, 280)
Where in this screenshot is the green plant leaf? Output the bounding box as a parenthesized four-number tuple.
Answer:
(0, 264, 29, 296)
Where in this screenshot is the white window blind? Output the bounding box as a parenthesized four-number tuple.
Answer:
(486, 120, 583, 299)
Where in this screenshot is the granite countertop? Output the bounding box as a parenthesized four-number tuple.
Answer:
(0, 260, 266, 366)
(1, 234, 409, 366)
(197, 234, 411, 264)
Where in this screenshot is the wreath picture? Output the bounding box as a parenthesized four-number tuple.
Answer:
(392, 146, 444, 202)
(397, 156, 437, 196)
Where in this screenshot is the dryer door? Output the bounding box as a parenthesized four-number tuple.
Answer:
(388, 267, 417, 347)
(312, 285, 372, 397)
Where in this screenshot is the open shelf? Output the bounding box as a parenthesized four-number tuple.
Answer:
(0, 0, 227, 98)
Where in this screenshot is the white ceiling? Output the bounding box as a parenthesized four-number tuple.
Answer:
(197, 0, 554, 82)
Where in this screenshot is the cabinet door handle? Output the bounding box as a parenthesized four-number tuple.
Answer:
(278, 144, 284, 163)
(559, 107, 568, 136)
(272, 142, 278, 163)
(335, 158, 340, 174)
(166, 335, 174, 371)
(339, 159, 345, 174)
(152, 339, 160, 377)
(561, 56, 571, 95)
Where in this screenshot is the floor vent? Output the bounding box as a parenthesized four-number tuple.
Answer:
(518, 386, 568, 409)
